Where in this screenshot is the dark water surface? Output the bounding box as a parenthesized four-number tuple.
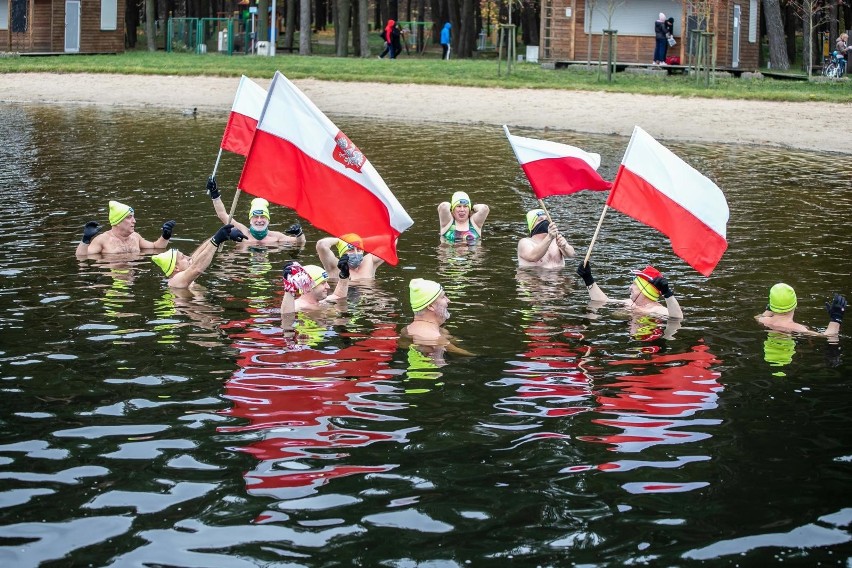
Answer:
(0, 103, 851, 567)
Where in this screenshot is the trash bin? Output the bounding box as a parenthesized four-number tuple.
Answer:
(526, 45, 539, 63)
(256, 40, 270, 56)
(218, 30, 228, 52)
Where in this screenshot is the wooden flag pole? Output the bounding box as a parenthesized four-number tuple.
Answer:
(217, 188, 242, 252)
(582, 204, 609, 267)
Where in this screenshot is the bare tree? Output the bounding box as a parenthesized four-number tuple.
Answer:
(285, 0, 297, 51)
(586, 0, 599, 66)
(300, 0, 312, 54)
(597, 0, 624, 79)
(763, 0, 789, 69)
(789, 0, 833, 75)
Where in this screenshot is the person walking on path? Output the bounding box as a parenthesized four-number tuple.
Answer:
(440, 22, 452, 60)
(378, 19, 397, 59)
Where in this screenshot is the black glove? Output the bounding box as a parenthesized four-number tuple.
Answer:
(161, 220, 176, 240)
(206, 176, 220, 200)
(211, 224, 234, 246)
(228, 227, 247, 242)
(576, 261, 595, 287)
(81, 221, 101, 244)
(337, 254, 350, 280)
(284, 223, 303, 237)
(650, 276, 673, 298)
(826, 293, 847, 324)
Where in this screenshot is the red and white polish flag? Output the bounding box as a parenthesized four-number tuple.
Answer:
(220, 75, 268, 156)
(238, 71, 413, 265)
(503, 125, 612, 198)
(607, 126, 729, 276)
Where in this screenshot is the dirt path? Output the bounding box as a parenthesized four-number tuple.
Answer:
(0, 72, 846, 154)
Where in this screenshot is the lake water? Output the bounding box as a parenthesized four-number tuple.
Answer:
(0, 102, 850, 567)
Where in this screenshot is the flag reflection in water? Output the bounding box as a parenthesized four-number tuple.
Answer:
(218, 317, 413, 503)
(493, 311, 595, 448)
(566, 341, 723, 494)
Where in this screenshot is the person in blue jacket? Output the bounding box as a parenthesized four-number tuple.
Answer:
(440, 22, 452, 60)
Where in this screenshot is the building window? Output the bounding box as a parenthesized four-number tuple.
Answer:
(748, 0, 758, 43)
(0, 0, 7, 30)
(101, 0, 117, 31)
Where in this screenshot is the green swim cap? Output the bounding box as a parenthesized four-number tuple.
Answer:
(526, 209, 547, 234)
(409, 278, 443, 312)
(151, 249, 178, 277)
(769, 283, 797, 313)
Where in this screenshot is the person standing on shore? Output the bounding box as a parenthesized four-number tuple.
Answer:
(653, 13, 668, 65)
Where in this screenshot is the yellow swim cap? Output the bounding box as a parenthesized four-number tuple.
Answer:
(151, 249, 178, 277)
(632, 265, 662, 301)
(108, 200, 134, 226)
(304, 265, 328, 289)
(410, 278, 443, 312)
(451, 191, 471, 210)
(769, 283, 797, 313)
(249, 197, 270, 221)
(526, 209, 547, 234)
(336, 233, 363, 257)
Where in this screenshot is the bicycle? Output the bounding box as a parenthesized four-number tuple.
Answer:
(822, 51, 846, 78)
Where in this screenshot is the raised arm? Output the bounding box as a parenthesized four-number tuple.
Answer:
(470, 203, 490, 232)
(316, 237, 340, 274)
(138, 220, 175, 250)
(577, 261, 609, 303)
(437, 201, 453, 235)
(650, 277, 684, 320)
(75, 221, 102, 256)
(327, 254, 351, 301)
(207, 176, 250, 235)
(518, 223, 558, 263)
(169, 225, 246, 289)
(824, 293, 846, 336)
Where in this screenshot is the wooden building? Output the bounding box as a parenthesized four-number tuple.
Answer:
(540, 0, 761, 71)
(0, 0, 125, 53)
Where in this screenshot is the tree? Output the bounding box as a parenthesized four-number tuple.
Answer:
(763, 0, 789, 69)
(284, 0, 297, 51)
(145, 0, 156, 51)
(358, 0, 370, 56)
(789, 0, 833, 75)
(336, 0, 351, 55)
(586, 0, 599, 66)
(300, 0, 312, 54)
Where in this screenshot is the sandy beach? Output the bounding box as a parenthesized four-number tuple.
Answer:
(0, 72, 847, 154)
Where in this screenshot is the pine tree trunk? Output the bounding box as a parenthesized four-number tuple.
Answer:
(762, 0, 789, 69)
(145, 0, 157, 51)
(300, 0, 312, 54)
(336, 0, 350, 56)
(358, 0, 369, 56)
(285, 0, 296, 50)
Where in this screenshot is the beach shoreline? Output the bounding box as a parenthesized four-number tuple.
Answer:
(0, 72, 847, 154)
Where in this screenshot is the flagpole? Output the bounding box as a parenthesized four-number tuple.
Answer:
(218, 188, 242, 252)
(211, 148, 223, 178)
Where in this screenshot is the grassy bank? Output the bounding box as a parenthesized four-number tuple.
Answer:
(1, 51, 850, 103)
